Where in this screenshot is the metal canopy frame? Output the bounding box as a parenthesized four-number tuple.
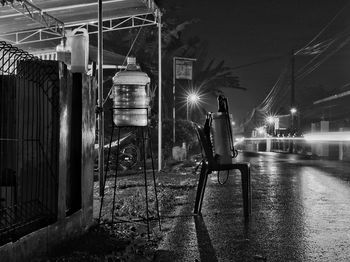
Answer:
(1, 0, 65, 38)
(0, 0, 161, 44)
(0, 12, 158, 45)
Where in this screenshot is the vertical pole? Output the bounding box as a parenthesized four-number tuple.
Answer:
(339, 127, 344, 160)
(98, 0, 104, 196)
(289, 49, 295, 153)
(158, 14, 162, 171)
(291, 49, 295, 129)
(173, 57, 176, 145)
(186, 99, 189, 121)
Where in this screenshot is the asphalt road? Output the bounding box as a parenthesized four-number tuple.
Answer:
(156, 152, 350, 262)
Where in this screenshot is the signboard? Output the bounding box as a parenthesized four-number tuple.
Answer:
(175, 59, 193, 80)
(276, 115, 290, 129)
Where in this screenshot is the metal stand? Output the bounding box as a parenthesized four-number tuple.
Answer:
(98, 108, 161, 239)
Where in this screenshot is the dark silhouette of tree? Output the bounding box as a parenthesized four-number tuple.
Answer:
(96, 0, 244, 121)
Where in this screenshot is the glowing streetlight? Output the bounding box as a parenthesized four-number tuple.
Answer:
(266, 116, 276, 135)
(256, 126, 266, 136)
(266, 116, 275, 124)
(290, 107, 297, 114)
(186, 92, 200, 120)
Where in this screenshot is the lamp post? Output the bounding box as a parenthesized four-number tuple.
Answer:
(186, 93, 200, 121)
(289, 107, 297, 153)
(266, 116, 276, 136)
(173, 57, 196, 144)
(290, 107, 297, 131)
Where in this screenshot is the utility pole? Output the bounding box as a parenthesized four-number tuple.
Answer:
(291, 49, 295, 125)
(172, 57, 176, 145)
(289, 49, 295, 153)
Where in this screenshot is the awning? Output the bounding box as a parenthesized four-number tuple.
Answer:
(0, 0, 160, 45)
(0, 0, 164, 171)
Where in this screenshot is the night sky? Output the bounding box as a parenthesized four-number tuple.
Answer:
(179, 0, 350, 123)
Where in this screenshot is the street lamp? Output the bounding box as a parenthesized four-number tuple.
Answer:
(266, 116, 275, 125)
(290, 107, 297, 131)
(266, 115, 277, 135)
(290, 107, 297, 115)
(186, 93, 200, 121)
(256, 126, 266, 136)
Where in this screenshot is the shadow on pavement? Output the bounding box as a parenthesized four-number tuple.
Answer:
(153, 249, 176, 262)
(194, 215, 218, 262)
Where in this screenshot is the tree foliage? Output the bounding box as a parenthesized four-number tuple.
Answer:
(97, 0, 244, 121)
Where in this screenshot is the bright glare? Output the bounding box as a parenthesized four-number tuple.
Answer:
(235, 137, 245, 142)
(234, 136, 245, 146)
(243, 137, 304, 141)
(188, 93, 200, 104)
(266, 116, 275, 124)
(257, 126, 266, 135)
(290, 107, 297, 114)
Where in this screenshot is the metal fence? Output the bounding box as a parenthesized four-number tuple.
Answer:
(0, 41, 60, 244)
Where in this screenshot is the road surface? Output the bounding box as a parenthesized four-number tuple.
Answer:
(156, 151, 350, 262)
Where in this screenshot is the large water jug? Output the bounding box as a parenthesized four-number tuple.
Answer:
(70, 28, 89, 73)
(110, 57, 150, 126)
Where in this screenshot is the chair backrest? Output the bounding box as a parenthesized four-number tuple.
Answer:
(194, 123, 216, 170)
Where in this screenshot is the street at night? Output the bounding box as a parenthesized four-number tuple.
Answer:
(2, 0, 350, 261)
(157, 152, 350, 262)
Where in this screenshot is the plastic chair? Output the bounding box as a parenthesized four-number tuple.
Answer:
(193, 124, 252, 219)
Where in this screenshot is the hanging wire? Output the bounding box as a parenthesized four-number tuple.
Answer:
(243, 3, 350, 129)
(296, 2, 350, 55)
(297, 35, 350, 80)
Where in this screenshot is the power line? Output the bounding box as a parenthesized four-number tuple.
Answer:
(296, 1, 350, 55)
(231, 55, 284, 70)
(245, 2, 350, 127)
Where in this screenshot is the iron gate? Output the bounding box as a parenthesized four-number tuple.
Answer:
(0, 41, 60, 244)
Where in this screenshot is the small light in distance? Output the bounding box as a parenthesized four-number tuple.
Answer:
(290, 107, 297, 114)
(257, 126, 266, 135)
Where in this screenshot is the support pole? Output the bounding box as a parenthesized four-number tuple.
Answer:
(173, 57, 176, 145)
(98, 0, 104, 196)
(158, 14, 162, 171)
(186, 99, 189, 121)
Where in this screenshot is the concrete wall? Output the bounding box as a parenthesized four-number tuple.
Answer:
(0, 65, 96, 261)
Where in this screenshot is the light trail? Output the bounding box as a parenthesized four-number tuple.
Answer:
(235, 137, 304, 143)
(234, 131, 350, 145)
(303, 131, 350, 142)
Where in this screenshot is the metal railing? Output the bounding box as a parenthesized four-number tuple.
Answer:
(0, 41, 60, 245)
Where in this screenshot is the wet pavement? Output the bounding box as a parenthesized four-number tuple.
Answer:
(156, 151, 350, 262)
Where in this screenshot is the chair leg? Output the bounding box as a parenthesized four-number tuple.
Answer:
(247, 165, 252, 215)
(240, 164, 251, 219)
(194, 162, 209, 215)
